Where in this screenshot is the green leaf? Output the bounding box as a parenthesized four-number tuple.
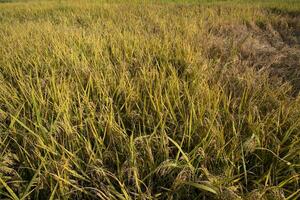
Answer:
(20, 162, 43, 200)
(0, 176, 20, 200)
(184, 182, 218, 195)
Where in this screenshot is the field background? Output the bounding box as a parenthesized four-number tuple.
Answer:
(0, 0, 299, 199)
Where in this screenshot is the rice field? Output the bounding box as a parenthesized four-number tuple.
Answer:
(0, 0, 299, 199)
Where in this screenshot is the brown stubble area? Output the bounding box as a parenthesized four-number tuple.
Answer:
(0, 1, 299, 199)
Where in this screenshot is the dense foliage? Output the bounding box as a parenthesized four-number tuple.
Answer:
(0, 1, 299, 199)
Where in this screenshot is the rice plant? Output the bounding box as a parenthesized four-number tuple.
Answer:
(0, 0, 299, 199)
